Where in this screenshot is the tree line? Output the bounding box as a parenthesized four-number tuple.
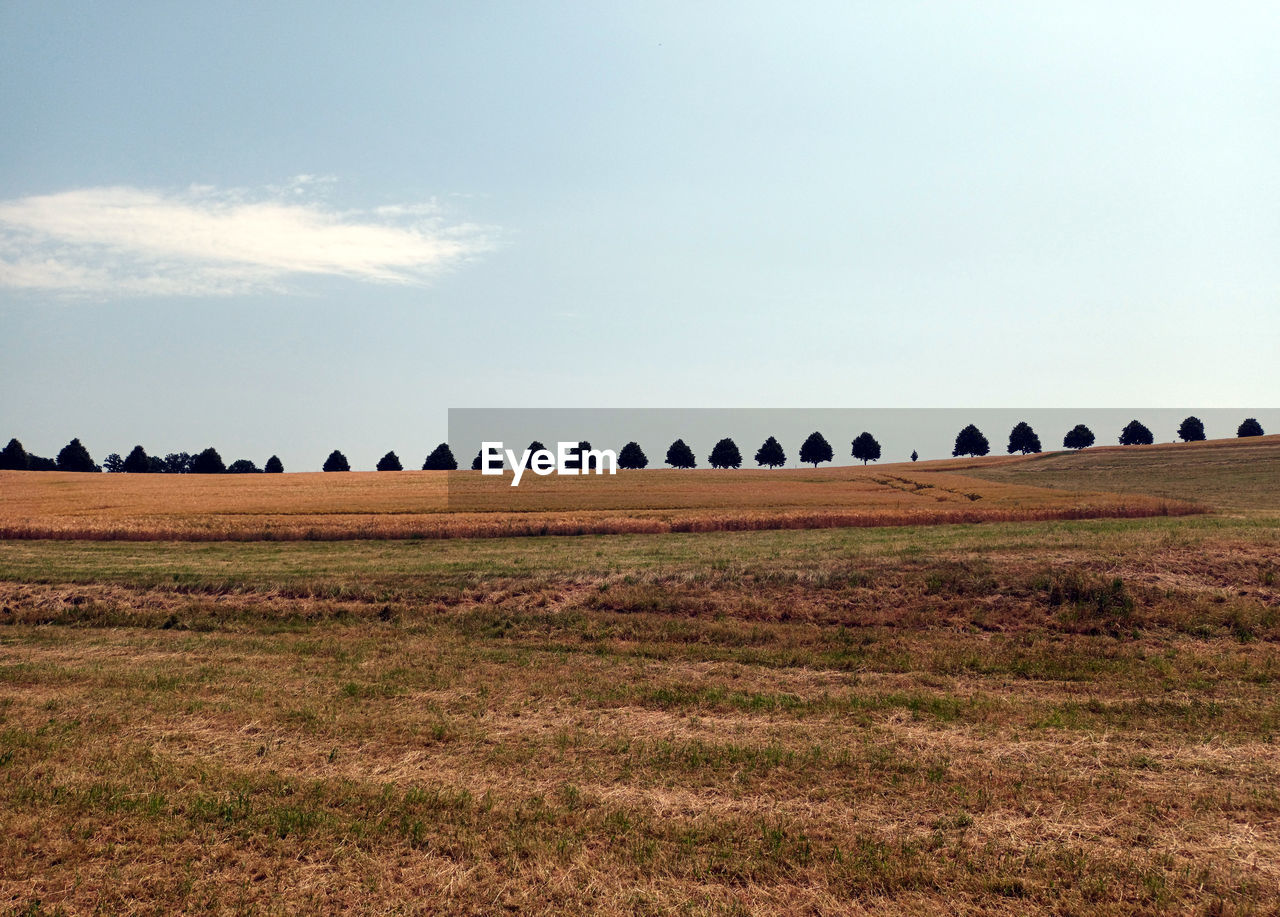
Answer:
(0, 417, 1266, 473)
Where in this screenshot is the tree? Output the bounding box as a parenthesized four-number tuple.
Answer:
(665, 439, 696, 469)
(1006, 422, 1042, 455)
(527, 441, 547, 456)
(102, 453, 125, 473)
(264, 455, 284, 474)
(754, 436, 786, 468)
(1119, 420, 1153, 446)
(799, 432, 833, 468)
(618, 441, 648, 469)
(323, 450, 351, 472)
(147, 455, 167, 473)
(1177, 416, 1206, 443)
(472, 445, 501, 471)
(1238, 418, 1265, 438)
(0, 438, 28, 470)
(27, 455, 58, 471)
(376, 451, 403, 471)
(851, 431, 882, 464)
(56, 438, 98, 472)
(422, 443, 457, 470)
(122, 445, 152, 473)
(952, 425, 990, 458)
(164, 452, 192, 474)
(227, 459, 261, 473)
(708, 438, 742, 469)
(910, 450, 918, 462)
(1063, 424, 1095, 450)
(190, 447, 226, 474)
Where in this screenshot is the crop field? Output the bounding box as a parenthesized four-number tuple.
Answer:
(0, 449, 1206, 541)
(1, 437, 1278, 914)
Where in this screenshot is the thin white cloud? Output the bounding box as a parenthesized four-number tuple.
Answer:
(0, 183, 493, 297)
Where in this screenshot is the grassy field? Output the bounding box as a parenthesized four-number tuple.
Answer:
(1, 437, 1277, 914)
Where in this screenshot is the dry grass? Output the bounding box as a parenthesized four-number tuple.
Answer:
(0, 458, 1202, 541)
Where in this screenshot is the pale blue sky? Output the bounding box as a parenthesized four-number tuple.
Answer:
(1, 2, 1276, 470)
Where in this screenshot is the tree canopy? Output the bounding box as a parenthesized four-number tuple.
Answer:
(851, 432, 881, 464)
(264, 455, 284, 474)
(376, 451, 403, 471)
(754, 436, 786, 468)
(799, 431, 833, 468)
(102, 453, 124, 473)
(56, 438, 98, 472)
(709, 438, 742, 469)
(323, 450, 351, 472)
(1238, 418, 1264, 438)
(1177, 416, 1206, 442)
(665, 439, 696, 469)
(423, 443, 457, 470)
(1063, 424, 1095, 450)
(910, 450, 918, 462)
(1006, 422, 1042, 455)
(227, 459, 261, 473)
(0, 438, 29, 470)
(1119, 420, 1154, 446)
(952, 425, 990, 458)
(122, 445, 151, 473)
(190, 447, 226, 474)
(617, 441, 648, 469)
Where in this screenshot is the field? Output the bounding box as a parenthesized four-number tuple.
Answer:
(1, 438, 1278, 914)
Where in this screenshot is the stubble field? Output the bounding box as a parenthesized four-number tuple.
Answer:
(1, 437, 1278, 914)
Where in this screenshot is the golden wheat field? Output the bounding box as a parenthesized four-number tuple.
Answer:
(0, 449, 1204, 541)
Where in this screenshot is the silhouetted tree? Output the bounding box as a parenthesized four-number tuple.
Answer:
(228, 459, 261, 473)
(851, 432, 882, 464)
(471, 451, 482, 471)
(1006, 422, 1042, 455)
(102, 453, 125, 473)
(422, 444, 457, 470)
(754, 436, 786, 468)
(527, 441, 547, 456)
(709, 438, 742, 469)
(618, 441, 648, 469)
(264, 455, 284, 473)
(27, 455, 58, 471)
(376, 451, 403, 471)
(1177, 416, 1206, 442)
(1063, 424, 1095, 450)
(665, 439, 696, 469)
(575, 441, 597, 472)
(56, 438, 98, 472)
(0, 438, 28, 470)
(1238, 418, 1264, 438)
(910, 450, 918, 462)
(164, 452, 192, 474)
(122, 445, 151, 473)
(147, 455, 166, 473)
(1119, 420, 1153, 446)
(190, 447, 226, 474)
(799, 431, 833, 468)
(952, 425, 990, 458)
(323, 450, 351, 472)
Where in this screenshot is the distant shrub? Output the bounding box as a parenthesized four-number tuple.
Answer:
(910, 450, 918, 462)
(1119, 420, 1154, 446)
(1237, 418, 1264, 438)
(1177, 416, 1205, 443)
(190, 447, 226, 474)
(618, 441, 649, 469)
(422, 444, 457, 470)
(1063, 424, 1095, 450)
(323, 450, 351, 472)
(665, 439, 696, 469)
(376, 451, 403, 471)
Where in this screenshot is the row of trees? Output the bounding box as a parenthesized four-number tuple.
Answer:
(1, 417, 1266, 474)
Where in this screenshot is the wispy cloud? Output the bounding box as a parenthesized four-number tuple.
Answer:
(0, 182, 493, 297)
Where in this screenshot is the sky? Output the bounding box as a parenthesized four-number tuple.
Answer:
(1, 2, 1276, 470)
